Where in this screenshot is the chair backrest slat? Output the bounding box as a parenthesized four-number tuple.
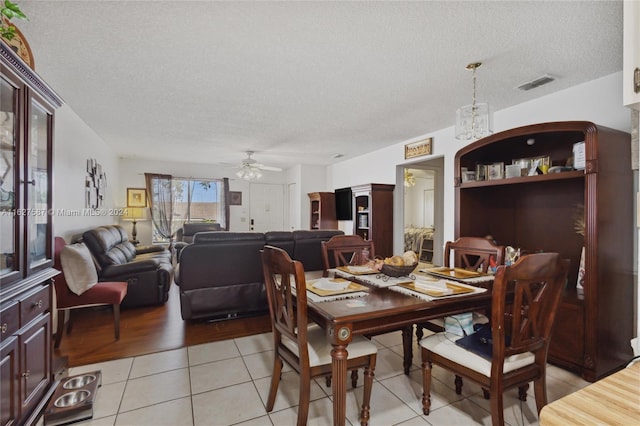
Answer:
(321, 235, 375, 277)
(491, 253, 569, 361)
(262, 245, 310, 363)
(445, 236, 505, 272)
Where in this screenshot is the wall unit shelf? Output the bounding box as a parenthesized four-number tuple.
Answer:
(455, 121, 633, 382)
(458, 170, 584, 188)
(352, 183, 394, 257)
(308, 192, 337, 230)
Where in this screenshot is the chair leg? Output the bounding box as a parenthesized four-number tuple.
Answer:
(266, 356, 283, 412)
(533, 377, 548, 414)
(454, 375, 463, 395)
(360, 355, 376, 426)
(297, 370, 311, 426)
(351, 369, 359, 388)
(66, 309, 74, 334)
(489, 390, 505, 426)
(54, 309, 65, 349)
(401, 326, 413, 375)
(113, 304, 121, 340)
(421, 356, 432, 415)
(415, 324, 424, 342)
(518, 383, 529, 401)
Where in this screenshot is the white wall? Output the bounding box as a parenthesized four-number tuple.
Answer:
(54, 105, 120, 242)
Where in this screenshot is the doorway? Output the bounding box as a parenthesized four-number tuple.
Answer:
(249, 183, 285, 232)
(400, 157, 444, 265)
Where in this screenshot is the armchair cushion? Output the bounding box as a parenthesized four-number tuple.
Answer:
(60, 243, 98, 295)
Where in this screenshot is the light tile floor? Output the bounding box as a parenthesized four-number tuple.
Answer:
(47, 330, 590, 426)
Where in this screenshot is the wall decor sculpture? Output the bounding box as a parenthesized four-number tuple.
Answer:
(86, 158, 106, 209)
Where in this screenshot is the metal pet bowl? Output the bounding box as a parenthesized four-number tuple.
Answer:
(54, 390, 91, 408)
(62, 374, 97, 390)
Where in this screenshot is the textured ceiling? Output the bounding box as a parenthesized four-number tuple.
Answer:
(17, 1, 623, 169)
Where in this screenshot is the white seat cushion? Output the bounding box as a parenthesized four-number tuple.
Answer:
(420, 332, 535, 377)
(283, 325, 377, 367)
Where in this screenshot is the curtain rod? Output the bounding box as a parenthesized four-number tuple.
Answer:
(136, 173, 228, 181)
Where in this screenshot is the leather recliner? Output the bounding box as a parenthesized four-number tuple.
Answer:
(82, 225, 173, 308)
(175, 229, 344, 321)
(174, 222, 224, 261)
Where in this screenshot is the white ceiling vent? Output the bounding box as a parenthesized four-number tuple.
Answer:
(516, 74, 555, 91)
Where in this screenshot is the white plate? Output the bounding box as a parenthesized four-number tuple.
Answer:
(313, 279, 350, 291)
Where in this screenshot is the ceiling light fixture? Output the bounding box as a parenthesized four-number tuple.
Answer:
(404, 169, 416, 187)
(455, 62, 493, 141)
(236, 165, 263, 180)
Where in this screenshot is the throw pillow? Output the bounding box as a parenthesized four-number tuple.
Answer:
(60, 243, 98, 295)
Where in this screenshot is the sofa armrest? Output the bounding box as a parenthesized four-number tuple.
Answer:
(100, 259, 163, 277)
(136, 245, 167, 255)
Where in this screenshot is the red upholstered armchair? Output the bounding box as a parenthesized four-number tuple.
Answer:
(53, 237, 128, 348)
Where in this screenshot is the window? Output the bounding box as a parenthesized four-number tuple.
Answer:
(147, 176, 226, 244)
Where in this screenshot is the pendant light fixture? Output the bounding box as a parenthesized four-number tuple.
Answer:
(455, 62, 493, 140)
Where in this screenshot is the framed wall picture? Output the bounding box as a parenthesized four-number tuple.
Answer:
(127, 188, 147, 207)
(404, 137, 433, 159)
(488, 162, 504, 180)
(475, 164, 487, 181)
(229, 191, 242, 206)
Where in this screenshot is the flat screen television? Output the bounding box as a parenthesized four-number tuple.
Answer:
(334, 187, 353, 220)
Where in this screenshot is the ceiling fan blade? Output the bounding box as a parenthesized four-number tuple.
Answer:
(255, 163, 283, 172)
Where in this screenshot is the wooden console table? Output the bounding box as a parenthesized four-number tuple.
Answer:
(539, 361, 640, 425)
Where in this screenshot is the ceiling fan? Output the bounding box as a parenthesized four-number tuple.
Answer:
(235, 151, 282, 180)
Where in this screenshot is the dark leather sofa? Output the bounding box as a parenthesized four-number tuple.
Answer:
(174, 222, 223, 261)
(82, 225, 173, 308)
(175, 229, 343, 320)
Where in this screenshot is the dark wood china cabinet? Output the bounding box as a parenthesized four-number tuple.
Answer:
(455, 121, 634, 382)
(0, 41, 63, 425)
(352, 183, 394, 258)
(308, 192, 337, 230)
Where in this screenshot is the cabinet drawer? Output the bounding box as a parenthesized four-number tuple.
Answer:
(0, 301, 19, 342)
(19, 285, 50, 327)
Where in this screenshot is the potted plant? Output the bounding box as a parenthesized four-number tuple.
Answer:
(1, 1, 27, 41)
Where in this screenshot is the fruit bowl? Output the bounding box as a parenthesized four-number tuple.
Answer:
(381, 263, 417, 278)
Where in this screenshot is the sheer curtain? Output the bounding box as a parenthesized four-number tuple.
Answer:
(144, 174, 231, 238)
(144, 173, 175, 242)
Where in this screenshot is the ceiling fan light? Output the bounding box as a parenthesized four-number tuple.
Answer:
(404, 169, 416, 187)
(237, 165, 263, 181)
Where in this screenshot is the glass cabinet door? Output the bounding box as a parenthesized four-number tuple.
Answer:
(26, 95, 53, 272)
(0, 76, 20, 283)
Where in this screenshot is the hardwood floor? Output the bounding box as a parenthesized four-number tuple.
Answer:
(54, 283, 272, 367)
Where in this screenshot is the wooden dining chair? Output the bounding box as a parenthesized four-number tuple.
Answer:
(420, 252, 569, 426)
(321, 235, 414, 375)
(261, 245, 378, 426)
(417, 236, 505, 339)
(53, 237, 128, 348)
(320, 234, 375, 277)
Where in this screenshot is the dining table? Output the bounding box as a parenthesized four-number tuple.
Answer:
(305, 267, 495, 426)
(538, 361, 640, 425)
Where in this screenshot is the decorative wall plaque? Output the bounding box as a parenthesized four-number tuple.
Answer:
(86, 158, 106, 209)
(404, 138, 433, 159)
